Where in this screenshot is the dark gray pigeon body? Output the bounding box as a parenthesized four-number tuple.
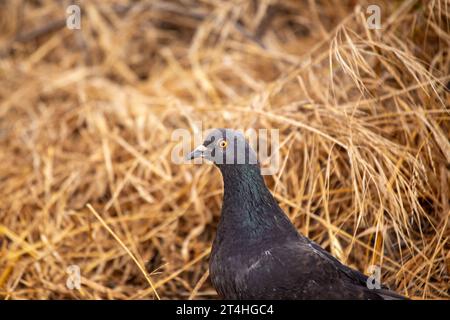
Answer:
(187, 128, 405, 300)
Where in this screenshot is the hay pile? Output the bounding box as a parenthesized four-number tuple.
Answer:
(0, 0, 449, 299)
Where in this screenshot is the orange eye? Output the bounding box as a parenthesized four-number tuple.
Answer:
(218, 139, 228, 148)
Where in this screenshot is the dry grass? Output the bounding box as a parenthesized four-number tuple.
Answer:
(0, 0, 449, 300)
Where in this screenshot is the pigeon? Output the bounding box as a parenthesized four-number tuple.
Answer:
(187, 128, 406, 300)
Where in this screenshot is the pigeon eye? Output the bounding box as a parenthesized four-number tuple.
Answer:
(218, 139, 228, 148)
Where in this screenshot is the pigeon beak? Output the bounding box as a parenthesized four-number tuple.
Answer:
(186, 144, 207, 160)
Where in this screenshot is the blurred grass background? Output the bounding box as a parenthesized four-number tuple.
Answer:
(0, 0, 449, 299)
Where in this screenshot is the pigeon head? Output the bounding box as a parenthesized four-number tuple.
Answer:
(187, 128, 258, 167)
